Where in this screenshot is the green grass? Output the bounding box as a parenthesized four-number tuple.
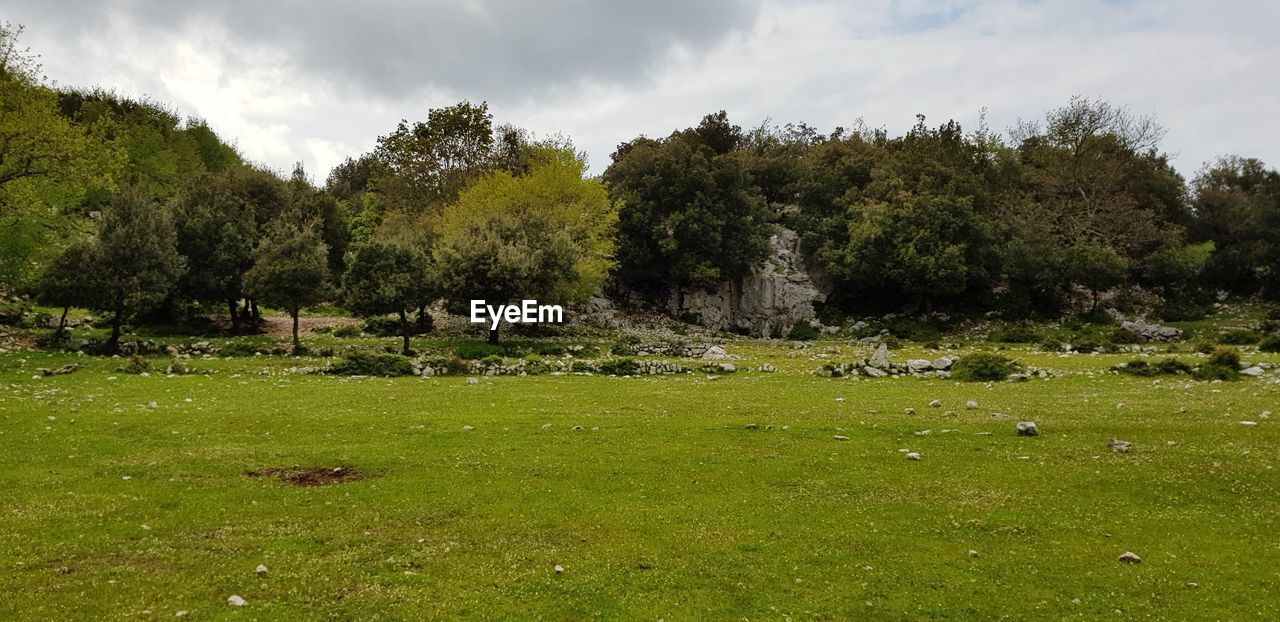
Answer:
(1, 342, 1278, 620)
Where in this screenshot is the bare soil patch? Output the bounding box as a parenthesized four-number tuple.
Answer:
(248, 465, 363, 486)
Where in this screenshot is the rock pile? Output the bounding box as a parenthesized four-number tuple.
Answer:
(815, 344, 957, 378)
(1119, 319, 1183, 341)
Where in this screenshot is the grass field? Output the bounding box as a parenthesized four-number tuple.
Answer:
(1, 339, 1278, 620)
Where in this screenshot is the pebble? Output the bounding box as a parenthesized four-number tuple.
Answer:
(914, 429, 932, 436)
(1239, 421, 1258, 426)
(965, 400, 978, 410)
(836, 397, 845, 403)
(1118, 551, 1141, 564)
(744, 423, 759, 429)
(833, 435, 849, 441)
(554, 564, 565, 574)
(255, 564, 268, 576)
(928, 400, 942, 408)
(1015, 422, 1039, 436)
(462, 425, 474, 431)
(541, 423, 552, 430)
(227, 595, 247, 606)
(466, 377, 478, 385)
(905, 452, 922, 461)
(968, 550, 979, 558)
(904, 407, 915, 415)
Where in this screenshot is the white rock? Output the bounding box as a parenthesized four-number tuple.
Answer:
(905, 452, 922, 460)
(462, 425, 474, 431)
(1119, 551, 1141, 564)
(466, 377, 479, 385)
(1240, 366, 1264, 377)
(227, 595, 247, 606)
(1016, 422, 1039, 436)
(965, 400, 978, 410)
(1239, 420, 1258, 426)
(255, 564, 268, 576)
(833, 435, 849, 441)
(928, 399, 942, 408)
(554, 564, 565, 574)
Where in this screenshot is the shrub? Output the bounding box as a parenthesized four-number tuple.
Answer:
(1074, 341, 1102, 354)
(598, 358, 640, 375)
(479, 354, 504, 367)
(950, 352, 1020, 382)
(1195, 347, 1242, 381)
(117, 354, 150, 374)
(1115, 358, 1192, 376)
(1108, 328, 1145, 345)
(786, 320, 821, 341)
(570, 360, 595, 373)
(533, 342, 566, 356)
(1218, 330, 1260, 345)
(219, 341, 266, 357)
(330, 352, 415, 376)
(1259, 335, 1280, 353)
(456, 341, 504, 360)
(1155, 300, 1208, 322)
(993, 325, 1040, 343)
(332, 324, 362, 338)
(610, 341, 637, 356)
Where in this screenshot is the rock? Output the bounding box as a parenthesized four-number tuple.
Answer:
(744, 423, 759, 429)
(1119, 551, 1141, 564)
(905, 452, 922, 461)
(928, 399, 942, 408)
(148, 401, 158, 409)
(1016, 421, 1039, 436)
(907, 359, 933, 372)
(1239, 420, 1258, 426)
(968, 549, 979, 558)
(932, 357, 954, 370)
(227, 595, 247, 607)
(863, 367, 887, 378)
(904, 407, 915, 415)
(463, 425, 474, 430)
(914, 429, 932, 436)
(541, 423, 552, 430)
(1108, 438, 1132, 452)
(833, 435, 849, 441)
(1120, 318, 1183, 341)
(571, 425, 583, 430)
(554, 564, 565, 574)
(835, 397, 845, 403)
(466, 377, 479, 385)
(1240, 366, 1264, 377)
(701, 345, 729, 360)
(965, 400, 978, 410)
(669, 228, 829, 336)
(869, 344, 891, 369)
(759, 363, 777, 373)
(255, 564, 268, 576)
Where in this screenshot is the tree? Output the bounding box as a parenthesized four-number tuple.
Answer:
(434, 145, 616, 344)
(604, 111, 771, 298)
(1066, 241, 1129, 312)
(34, 240, 101, 337)
(94, 188, 186, 352)
(172, 172, 257, 331)
(288, 163, 349, 277)
(342, 242, 431, 354)
(244, 215, 330, 352)
(371, 100, 498, 213)
(1192, 157, 1280, 297)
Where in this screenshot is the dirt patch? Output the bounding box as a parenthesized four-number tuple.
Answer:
(248, 465, 363, 487)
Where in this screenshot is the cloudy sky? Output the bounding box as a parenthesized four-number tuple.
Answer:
(6, 0, 1278, 180)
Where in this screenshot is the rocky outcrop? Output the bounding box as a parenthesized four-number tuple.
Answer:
(1120, 319, 1183, 341)
(671, 228, 830, 337)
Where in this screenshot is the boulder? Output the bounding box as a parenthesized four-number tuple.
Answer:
(1016, 421, 1039, 436)
(1119, 318, 1183, 341)
(869, 344, 891, 369)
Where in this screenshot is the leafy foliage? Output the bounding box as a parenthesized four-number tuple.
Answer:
(950, 352, 1020, 382)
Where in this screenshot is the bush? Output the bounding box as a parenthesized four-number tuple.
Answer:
(1115, 358, 1192, 376)
(610, 341, 637, 356)
(785, 320, 821, 341)
(330, 352, 415, 376)
(1218, 330, 1260, 345)
(570, 360, 595, 373)
(1195, 347, 1242, 381)
(332, 324, 362, 338)
(479, 354, 504, 367)
(1108, 328, 1145, 345)
(1155, 300, 1208, 322)
(1259, 335, 1280, 353)
(456, 341, 504, 360)
(598, 358, 640, 375)
(219, 341, 266, 357)
(993, 325, 1040, 343)
(950, 352, 1020, 382)
(361, 315, 430, 337)
(117, 354, 150, 374)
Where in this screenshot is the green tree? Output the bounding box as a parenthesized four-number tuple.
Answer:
(604, 111, 771, 298)
(1066, 241, 1129, 312)
(342, 242, 431, 354)
(172, 172, 257, 331)
(34, 240, 101, 337)
(371, 100, 498, 213)
(244, 215, 330, 352)
(435, 145, 616, 344)
(1192, 157, 1280, 297)
(94, 188, 187, 352)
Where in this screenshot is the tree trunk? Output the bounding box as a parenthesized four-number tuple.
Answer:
(109, 302, 123, 354)
(57, 306, 68, 337)
(242, 298, 251, 317)
(488, 325, 500, 345)
(252, 300, 261, 321)
(416, 304, 428, 330)
(228, 299, 240, 334)
(291, 308, 301, 353)
(399, 309, 411, 355)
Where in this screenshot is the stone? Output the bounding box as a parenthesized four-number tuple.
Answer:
(463, 425, 474, 431)
(965, 400, 978, 410)
(554, 564, 565, 574)
(833, 435, 849, 441)
(1240, 366, 1264, 377)
(968, 549, 979, 558)
(869, 344, 891, 369)
(701, 345, 729, 360)
(1120, 318, 1183, 341)
(932, 357, 953, 370)
(904, 407, 915, 415)
(669, 228, 829, 336)
(744, 423, 759, 429)
(863, 367, 887, 378)
(905, 452, 922, 461)
(255, 564, 268, 576)
(1119, 551, 1141, 564)
(914, 429, 932, 436)
(466, 377, 479, 385)
(227, 595, 247, 607)
(759, 363, 777, 373)
(928, 399, 942, 408)
(1108, 438, 1132, 452)
(835, 397, 845, 403)
(907, 359, 933, 372)
(1239, 420, 1258, 426)
(1016, 422, 1039, 436)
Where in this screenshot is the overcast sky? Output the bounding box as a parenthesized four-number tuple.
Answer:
(5, 0, 1278, 181)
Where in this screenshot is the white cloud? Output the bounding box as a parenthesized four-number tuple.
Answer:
(9, 0, 1280, 179)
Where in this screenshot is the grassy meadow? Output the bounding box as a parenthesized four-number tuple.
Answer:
(1, 327, 1278, 620)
